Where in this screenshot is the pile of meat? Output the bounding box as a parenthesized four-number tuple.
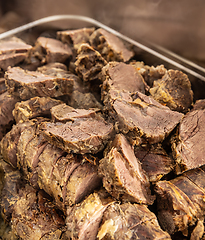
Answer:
(0, 27, 204, 240)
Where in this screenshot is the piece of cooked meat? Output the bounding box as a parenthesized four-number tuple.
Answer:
(66, 190, 114, 240)
(112, 91, 184, 145)
(57, 27, 95, 50)
(101, 61, 146, 98)
(13, 96, 62, 123)
(0, 37, 32, 71)
(99, 143, 155, 205)
(5, 66, 74, 100)
(0, 120, 35, 168)
(97, 202, 171, 240)
(0, 159, 22, 222)
(40, 114, 114, 154)
(150, 70, 193, 112)
(154, 172, 205, 235)
(90, 28, 134, 62)
(2, 117, 101, 211)
(35, 36, 73, 63)
(173, 108, 205, 174)
(11, 186, 65, 240)
(135, 144, 174, 182)
(51, 103, 100, 122)
(131, 61, 167, 87)
(75, 43, 107, 82)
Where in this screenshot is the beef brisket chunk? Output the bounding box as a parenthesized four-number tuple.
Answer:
(112, 91, 183, 145)
(173, 108, 205, 174)
(135, 144, 174, 182)
(75, 43, 107, 82)
(11, 186, 65, 240)
(51, 103, 100, 122)
(171, 175, 205, 216)
(5, 66, 74, 100)
(37, 63, 103, 109)
(109, 134, 150, 186)
(97, 202, 171, 240)
(0, 120, 35, 168)
(0, 37, 32, 71)
(99, 146, 154, 204)
(150, 70, 193, 112)
(40, 114, 114, 154)
(9, 118, 101, 211)
(155, 169, 205, 236)
(192, 99, 205, 111)
(90, 28, 134, 62)
(38, 148, 101, 209)
(101, 62, 146, 98)
(13, 96, 62, 123)
(155, 181, 197, 235)
(35, 36, 73, 63)
(57, 27, 95, 50)
(66, 190, 114, 240)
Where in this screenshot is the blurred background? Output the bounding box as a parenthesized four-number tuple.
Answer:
(0, 0, 204, 64)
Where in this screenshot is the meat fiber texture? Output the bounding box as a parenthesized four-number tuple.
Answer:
(150, 70, 193, 113)
(5, 66, 74, 100)
(0, 37, 32, 71)
(99, 134, 155, 205)
(112, 91, 183, 145)
(173, 107, 205, 174)
(1, 118, 102, 212)
(13, 96, 63, 123)
(135, 143, 174, 182)
(41, 108, 114, 154)
(97, 202, 171, 240)
(155, 167, 205, 236)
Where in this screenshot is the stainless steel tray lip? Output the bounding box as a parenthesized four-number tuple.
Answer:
(0, 14, 205, 81)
